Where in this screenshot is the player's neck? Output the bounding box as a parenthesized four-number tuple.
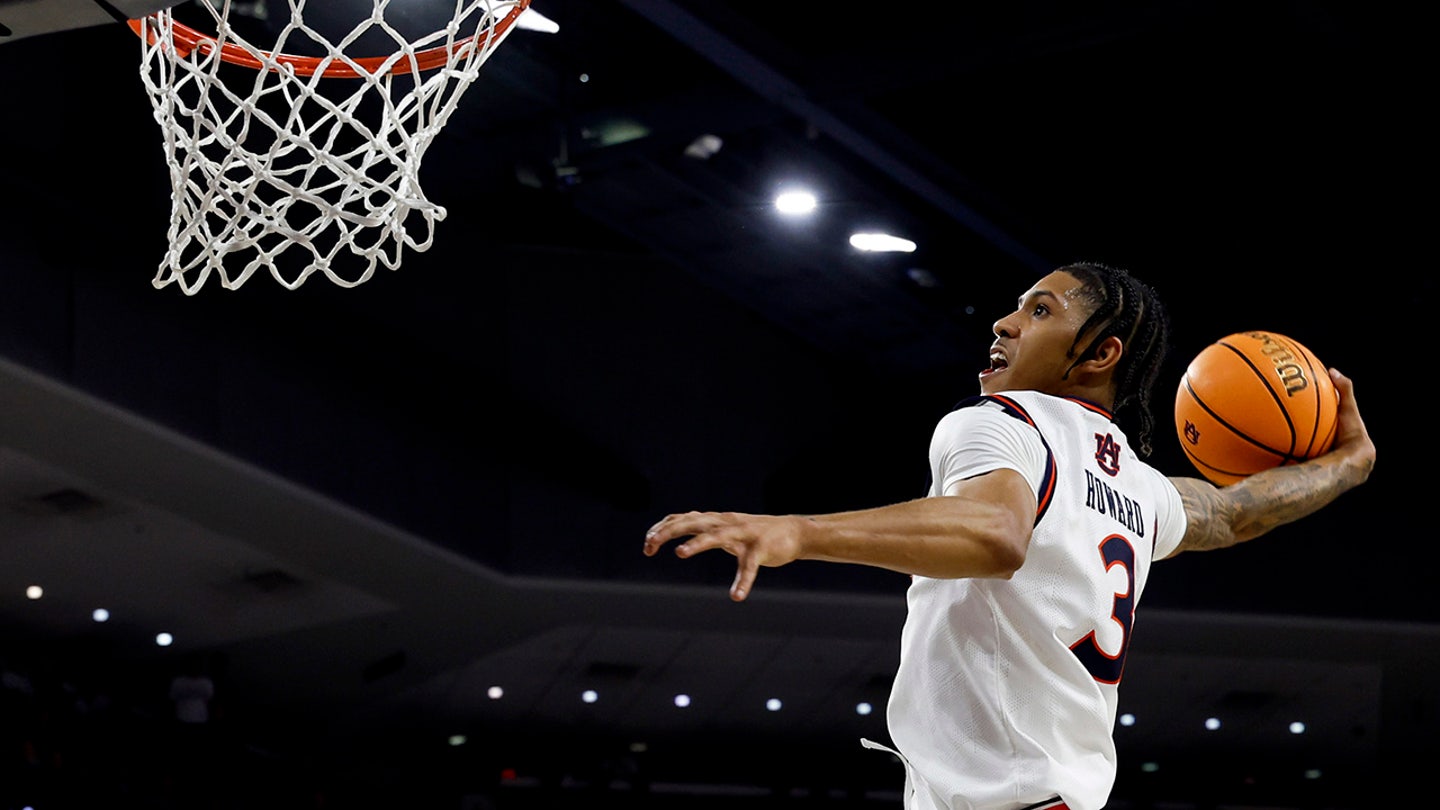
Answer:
(1046, 377, 1116, 409)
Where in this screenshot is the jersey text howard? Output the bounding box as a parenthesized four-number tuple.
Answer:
(1083, 470, 1146, 537)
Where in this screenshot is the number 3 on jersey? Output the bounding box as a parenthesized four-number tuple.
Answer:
(1069, 534, 1136, 684)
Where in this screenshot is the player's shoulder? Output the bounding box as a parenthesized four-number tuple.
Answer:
(937, 393, 1060, 452)
(950, 390, 1051, 414)
(953, 390, 1105, 424)
(935, 394, 1036, 441)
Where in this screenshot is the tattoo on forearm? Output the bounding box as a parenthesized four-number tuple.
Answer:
(1175, 480, 1236, 553)
(1237, 465, 1342, 537)
(1175, 457, 1367, 554)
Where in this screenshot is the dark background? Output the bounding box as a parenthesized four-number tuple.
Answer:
(0, 1, 1427, 808)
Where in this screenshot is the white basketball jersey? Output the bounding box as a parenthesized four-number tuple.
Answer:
(883, 391, 1186, 810)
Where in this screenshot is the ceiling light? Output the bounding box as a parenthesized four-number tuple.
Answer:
(1205, 717, 1221, 730)
(582, 689, 598, 704)
(487, 685, 504, 700)
(25, 585, 42, 600)
(516, 7, 560, 34)
(92, 608, 110, 622)
(674, 694, 691, 708)
(1118, 713, 1136, 727)
(583, 118, 650, 148)
(905, 267, 939, 288)
(1289, 721, 1306, 734)
(765, 698, 782, 711)
(684, 134, 723, 160)
(775, 190, 817, 215)
(855, 702, 873, 716)
(850, 232, 916, 252)
(155, 633, 174, 647)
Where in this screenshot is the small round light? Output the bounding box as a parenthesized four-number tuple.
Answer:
(673, 694, 691, 708)
(1289, 721, 1306, 734)
(25, 585, 43, 600)
(765, 698, 782, 711)
(1119, 713, 1136, 727)
(155, 633, 174, 647)
(855, 702, 873, 716)
(1204, 717, 1221, 731)
(487, 685, 504, 700)
(92, 608, 110, 622)
(581, 689, 598, 704)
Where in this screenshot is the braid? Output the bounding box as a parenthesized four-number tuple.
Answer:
(1058, 262, 1172, 457)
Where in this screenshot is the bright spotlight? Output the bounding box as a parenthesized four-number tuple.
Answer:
(516, 7, 560, 33)
(775, 190, 818, 215)
(849, 232, 916, 252)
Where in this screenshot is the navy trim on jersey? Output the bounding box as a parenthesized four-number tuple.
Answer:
(952, 394, 1057, 527)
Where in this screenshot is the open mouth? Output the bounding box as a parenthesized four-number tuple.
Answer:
(981, 350, 1008, 377)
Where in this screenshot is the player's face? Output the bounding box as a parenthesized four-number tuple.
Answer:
(979, 270, 1095, 396)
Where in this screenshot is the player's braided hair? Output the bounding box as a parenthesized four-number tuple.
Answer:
(1059, 261, 1172, 457)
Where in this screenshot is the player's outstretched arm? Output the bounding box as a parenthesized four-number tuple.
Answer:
(644, 468, 1036, 601)
(1166, 369, 1376, 557)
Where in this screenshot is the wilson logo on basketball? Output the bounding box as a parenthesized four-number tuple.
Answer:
(1246, 331, 1312, 396)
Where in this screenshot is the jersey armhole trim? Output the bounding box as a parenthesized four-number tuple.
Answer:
(953, 394, 1057, 527)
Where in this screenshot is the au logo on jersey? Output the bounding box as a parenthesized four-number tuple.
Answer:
(1093, 433, 1122, 476)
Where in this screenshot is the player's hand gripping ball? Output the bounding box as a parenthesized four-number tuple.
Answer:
(1174, 331, 1338, 485)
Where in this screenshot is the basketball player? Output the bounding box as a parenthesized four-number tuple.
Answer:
(642, 262, 1376, 810)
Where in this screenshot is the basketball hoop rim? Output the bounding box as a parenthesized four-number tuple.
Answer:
(127, 0, 531, 78)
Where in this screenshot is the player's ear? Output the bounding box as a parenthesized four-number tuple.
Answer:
(1085, 335, 1124, 374)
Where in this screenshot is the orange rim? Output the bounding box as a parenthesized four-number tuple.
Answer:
(127, 0, 530, 78)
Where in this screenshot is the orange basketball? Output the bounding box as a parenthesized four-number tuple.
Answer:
(1174, 331, 1339, 485)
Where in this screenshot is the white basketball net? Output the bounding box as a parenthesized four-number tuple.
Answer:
(134, 0, 530, 294)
